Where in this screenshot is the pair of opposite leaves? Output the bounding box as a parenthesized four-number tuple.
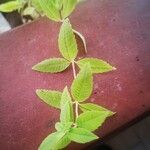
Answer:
(32, 19, 116, 74)
(37, 64, 115, 150)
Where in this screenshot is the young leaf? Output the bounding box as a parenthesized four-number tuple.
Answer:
(60, 87, 74, 123)
(61, 0, 77, 18)
(0, 1, 21, 12)
(80, 103, 115, 117)
(58, 19, 78, 61)
(68, 127, 98, 143)
(36, 89, 62, 109)
(71, 64, 93, 102)
(38, 0, 61, 21)
(39, 131, 71, 150)
(32, 58, 70, 73)
(23, 7, 35, 16)
(73, 29, 87, 53)
(54, 133, 71, 150)
(76, 111, 109, 131)
(55, 122, 63, 131)
(77, 58, 116, 73)
(55, 122, 73, 132)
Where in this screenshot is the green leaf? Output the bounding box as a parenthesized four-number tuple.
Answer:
(0, 1, 21, 12)
(52, 0, 63, 11)
(54, 133, 71, 150)
(23, 7, 35, 15)
(58, 19, 78, 61)
(68, 127, 98, 143)
(31, 0, 43, 13)
(80, 103, 115, 117)
(39, 132, 64, 150)
(60, 87, 74, 123)
(71, 64, 93, 102)
(32, 58, 70, 73)
(38, 0, 61, 21)
(76, 111, 109, 131)
(77, 58, 116, 73)
(23, 6, 40, 19)
(36, 89, 62, 109)
(55, 122, 73, 132)
(73, 29, 87, 53)
(61, 0, 77, 18)
(55, 122, 63, 132)
(39, 131, 71, 150)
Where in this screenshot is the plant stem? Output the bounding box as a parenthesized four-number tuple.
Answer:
(72, 61, 77, 78)
(75, 101, 79, 119)
(71, 61, 79, 123)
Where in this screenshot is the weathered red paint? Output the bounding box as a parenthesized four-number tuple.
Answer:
(0, 0, 150, 149)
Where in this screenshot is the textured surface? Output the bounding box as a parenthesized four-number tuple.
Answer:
(106, 116, 150, 150)
(0, 0, 150, 149)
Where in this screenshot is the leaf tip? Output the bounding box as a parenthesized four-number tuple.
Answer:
(36, 89, 41, 95)
(112, 67, 117, 70)
(110, 111, 116, 115)
(32, 64, 37, 70)
(95, 135, 99, 140)
(63, 86, 69, 92)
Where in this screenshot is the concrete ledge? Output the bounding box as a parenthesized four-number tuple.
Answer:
(0, 0, 150, 149)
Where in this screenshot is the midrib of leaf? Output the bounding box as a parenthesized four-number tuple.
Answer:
(91, 65, 110, 70)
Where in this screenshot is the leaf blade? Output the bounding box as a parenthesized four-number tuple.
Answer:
(80, 103, 115, 117)
(54, 133, 71, 150)
(68, 128, 98, 143)
(55, 122, 73, 132)
(39, 131, 70, 150)
(77, 111, 109, 131)
(71, 64, 93, 102)
(61, 0, 77, 18)
(0, 1, 21, 12)
(58, 19, 78, 61)
(38, 0, 61, 21)
(77, 58, 116, 73)
(32, 58, 70, 73)
(36, 89, 62, 109)
(60, 87, 74, 123)
(31, 0, 43, 13)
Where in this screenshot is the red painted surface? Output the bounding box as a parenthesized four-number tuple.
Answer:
(0, 0, 150, 149)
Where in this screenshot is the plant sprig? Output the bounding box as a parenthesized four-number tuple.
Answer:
(32, 19, 116, 75)
(36, 64, 115, 149)
(31, 1, 116, 149)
